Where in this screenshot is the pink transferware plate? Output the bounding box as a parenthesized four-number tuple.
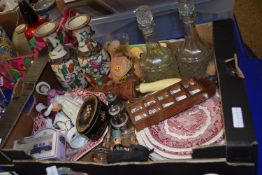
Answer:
(136, 96, 225, 160)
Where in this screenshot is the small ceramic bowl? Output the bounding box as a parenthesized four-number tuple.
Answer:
(35, 81, 51, 96)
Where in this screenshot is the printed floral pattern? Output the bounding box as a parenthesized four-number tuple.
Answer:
(51, 59, 88, 89)
(78, 49, 111, 86)
(73, 25, 111, 86)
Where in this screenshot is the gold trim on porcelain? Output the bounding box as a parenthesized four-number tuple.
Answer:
(65, 14, 91, 31)
(34, 22, 58, 38)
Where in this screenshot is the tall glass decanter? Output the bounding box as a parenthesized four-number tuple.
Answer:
(176, 0, 212, 78)
(135, 5, 180, 83)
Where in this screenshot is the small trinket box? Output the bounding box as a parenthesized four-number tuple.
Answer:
(126, 77, 216, 130)
(76, 95, 109, 141)
(13, 129, 66, 160)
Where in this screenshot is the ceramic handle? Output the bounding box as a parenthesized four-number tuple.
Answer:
(66, 127, 87, 149)
(137, 78, 181, 93)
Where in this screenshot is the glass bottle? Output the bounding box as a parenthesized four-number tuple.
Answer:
(18, 0, 47, 47)
(134, 5, 180, 83)
(175, 0, 212, 79)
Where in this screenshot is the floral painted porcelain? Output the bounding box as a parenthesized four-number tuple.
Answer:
(35, 22, 89, 90)
(66, 14, 111, 86)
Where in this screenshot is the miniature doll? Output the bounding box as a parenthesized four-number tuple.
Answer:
(112, 129, 125, 151)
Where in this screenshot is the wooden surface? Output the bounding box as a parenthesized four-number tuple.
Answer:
(0, 48, 49, 148)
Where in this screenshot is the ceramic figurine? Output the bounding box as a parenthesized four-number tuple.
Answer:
(35, 102, 72, 130)
(47, 89, 84, 125)
(112, 130, 125, 151)
(35, 101, 87, 149)
(35, 22, 89, 90)
(66, 14, 111, 86)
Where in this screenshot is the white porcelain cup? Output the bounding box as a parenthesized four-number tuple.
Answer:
(66, 126, 87, 149)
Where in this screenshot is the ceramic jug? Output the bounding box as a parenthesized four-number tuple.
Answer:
(66, 14, 111, 86)
(35, 22, 89, 90)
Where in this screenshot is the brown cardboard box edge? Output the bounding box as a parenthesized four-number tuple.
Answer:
(0, 10, 24, 37)
(0, 20, 257, 175)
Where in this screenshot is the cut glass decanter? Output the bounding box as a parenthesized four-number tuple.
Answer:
(176, 0, 213, 78)
(135, 5, 180, 83)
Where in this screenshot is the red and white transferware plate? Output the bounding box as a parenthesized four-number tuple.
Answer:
(136, 96, 224, 160)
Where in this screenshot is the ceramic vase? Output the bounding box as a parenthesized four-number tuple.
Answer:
(12, 24, 32, 56)
(66, 14, 111, 86)
(35, 22, 89, 90)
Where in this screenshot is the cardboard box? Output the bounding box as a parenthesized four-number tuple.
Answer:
(0, 10, 24, 37)
(0, 19, 257, 175)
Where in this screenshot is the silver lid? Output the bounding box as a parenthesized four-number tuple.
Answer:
(106, 92, 117, 103)
(109, 105, 121, 116)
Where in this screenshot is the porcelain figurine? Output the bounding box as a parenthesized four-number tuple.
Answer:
(66, 14, 111, 86)
(35, 22, 89, 90)
(47, 89, 84, 125)
(112, 130, 125, 151)
(35, 101, 87, 149)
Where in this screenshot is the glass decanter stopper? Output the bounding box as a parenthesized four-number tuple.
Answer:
(176, 0, 212, 79)
(134, 5, 180, 83)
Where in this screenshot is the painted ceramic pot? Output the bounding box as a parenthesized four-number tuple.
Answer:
(66, 14, 111, 86)
(35, 22, 89, 90)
